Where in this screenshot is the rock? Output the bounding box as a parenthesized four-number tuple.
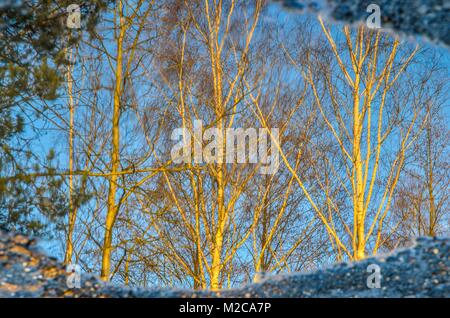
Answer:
(8, 245, 31, 257)
(12, 235, 30, 246)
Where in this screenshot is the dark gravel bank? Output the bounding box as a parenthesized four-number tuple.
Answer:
(275, 0, 450, 47)
(0, 230, 448, 297)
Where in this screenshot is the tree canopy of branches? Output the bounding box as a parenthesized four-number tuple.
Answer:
(0, 0, 448, 289)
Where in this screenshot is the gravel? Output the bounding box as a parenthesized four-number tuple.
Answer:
(0, 229, 449, 297)
(274, 0, 450, 47)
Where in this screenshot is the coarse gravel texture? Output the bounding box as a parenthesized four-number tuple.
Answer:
(0, 229, 449, 298)
(273, 0, 450, 47)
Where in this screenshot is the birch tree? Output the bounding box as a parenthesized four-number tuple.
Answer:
(256, 20, 436, 260)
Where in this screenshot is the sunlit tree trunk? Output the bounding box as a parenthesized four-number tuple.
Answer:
(208, 2, 226, 290)
(426, 104, 436, 236)
(352, 53, 365, 260)
(64, 45, 76, 265)
(101, 0, 125, 281)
